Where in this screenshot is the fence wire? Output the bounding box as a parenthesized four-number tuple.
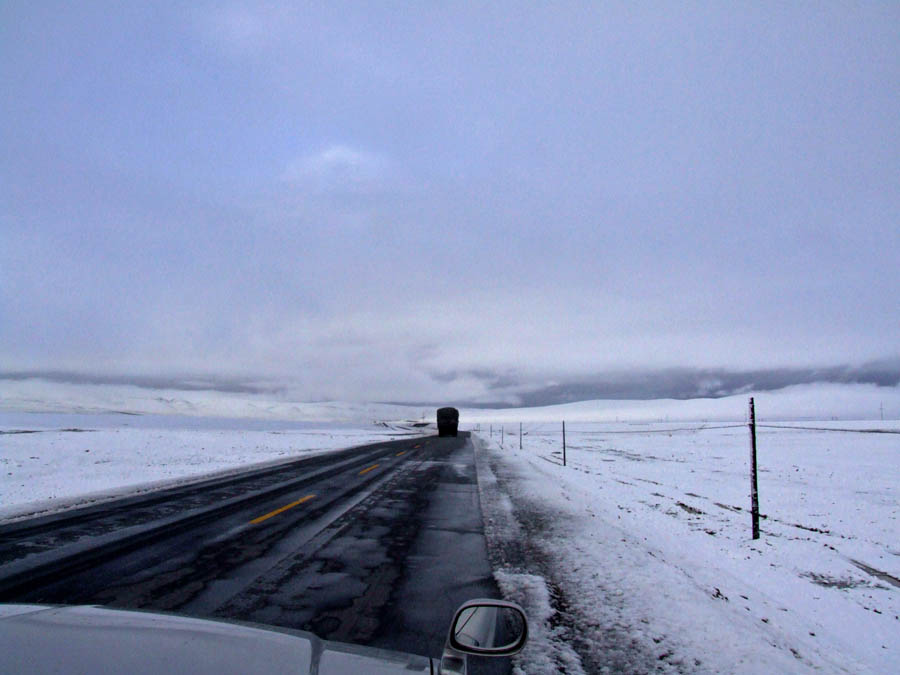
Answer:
(482, 422, 898, 437)
(758, 424, 900, 434)
(522, 423, 746, 436)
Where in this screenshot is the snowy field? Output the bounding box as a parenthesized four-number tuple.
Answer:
(0, 412, 426, 523)
(475, 421, 899, 673)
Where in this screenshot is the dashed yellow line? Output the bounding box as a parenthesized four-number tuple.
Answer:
(250, 494, 316, 524)
(395, 451, 406, 457)
(358, 464, 379, 475)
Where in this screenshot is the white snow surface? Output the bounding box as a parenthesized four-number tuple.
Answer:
(461, 382, 900, 423)
(0, 377, 434, 422)
(0, 411, 426, 523)
(2, 385, 899, 671)
(474, 422, 899, 673)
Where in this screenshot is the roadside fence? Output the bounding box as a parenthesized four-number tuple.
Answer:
(482, 401, 897, 541)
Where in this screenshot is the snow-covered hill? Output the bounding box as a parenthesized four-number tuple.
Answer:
(3, 377, 898, 423)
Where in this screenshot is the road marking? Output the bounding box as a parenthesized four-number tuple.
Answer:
(250, 494, 316, 525)
(358, 464, 379, 475)
(395, 451, 406, 457)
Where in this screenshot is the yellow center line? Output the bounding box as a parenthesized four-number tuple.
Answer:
(358, 464, 379, 475)
(395, 451, 406, 457)
(250, 494, 316, 525)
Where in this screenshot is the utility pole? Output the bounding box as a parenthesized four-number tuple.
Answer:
(749, 398, 760, 540)
(562, 420, 567, 467)
(519, 422, 522, 450)
(880, 402, 884, 421)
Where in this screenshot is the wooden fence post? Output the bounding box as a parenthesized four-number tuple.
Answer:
(749, 397, 760, 540)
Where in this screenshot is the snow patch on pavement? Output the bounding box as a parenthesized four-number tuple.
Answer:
(494, 570, 585, 675)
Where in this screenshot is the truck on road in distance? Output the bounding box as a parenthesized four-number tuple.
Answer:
(436, 407, 459, 437)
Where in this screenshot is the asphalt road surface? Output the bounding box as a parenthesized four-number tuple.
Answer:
(0, 432, 509, 672)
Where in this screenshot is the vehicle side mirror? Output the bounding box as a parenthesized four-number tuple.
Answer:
(439, 599, 528, 674)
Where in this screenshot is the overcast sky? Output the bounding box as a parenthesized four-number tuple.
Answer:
(2, 2, 898, 404)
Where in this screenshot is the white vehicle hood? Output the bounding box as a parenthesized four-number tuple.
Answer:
(0, 604, 433, 675)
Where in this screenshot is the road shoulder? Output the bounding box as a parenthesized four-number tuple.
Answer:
(472, 433, 873, 674)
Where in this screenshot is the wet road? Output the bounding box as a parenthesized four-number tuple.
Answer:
(0, 432, 507, 669)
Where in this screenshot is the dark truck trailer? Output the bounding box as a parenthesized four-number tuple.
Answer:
(436, 407, 459, 437)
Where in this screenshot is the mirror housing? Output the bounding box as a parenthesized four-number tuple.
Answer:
(439, 599, 528, 674)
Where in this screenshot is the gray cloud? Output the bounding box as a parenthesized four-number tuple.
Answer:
(0, 371, 279, 395)
(505, 361, 900, 409)
(5, 359, 898, 410)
